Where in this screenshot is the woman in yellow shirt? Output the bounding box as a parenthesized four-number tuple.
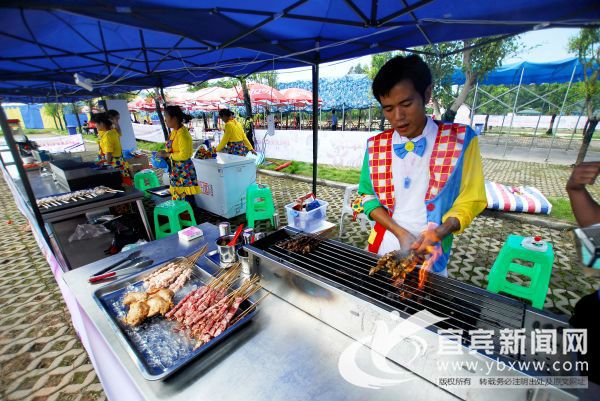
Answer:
(156, 106, 200, 200)
(216, 109, 257, 156)
(91, 113, 132, 186)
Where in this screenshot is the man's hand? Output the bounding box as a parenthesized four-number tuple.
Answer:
(411, 217, 461, 256)
(567, 162, 600, 191)
(411, 228, 440, 255)
(393, 229, 416, 252)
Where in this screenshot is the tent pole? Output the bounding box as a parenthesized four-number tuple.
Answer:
(545, 63, 577, 162)
(567, 104, 585, 150)
(502, 68, 524, 157)
(312, 63, 319, 196)
(368, 106, 371, 132)
(155, 87, 168, 141)
(319, 106, 322, 130)
(495, 114, 506, 146)
(0, 104, 50, 246)
(470, 81, 479, 126)
(342, 105, 345, 131)
(529, 114, 542, 150)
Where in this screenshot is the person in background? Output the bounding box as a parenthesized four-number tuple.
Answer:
(295, 113, 300, 129)
(91, 113, 132, 186)
(216, 109, 257, 156)
(155, 106, 200, 201)
(107, 109, 122, 136)
(143, 120, 148, 125)
(566, 161, 599, 384)
(87, 118, 97, 135)
(82, 120, 89, 134)
(331, 109, 338, 131)
(213, 111, 219, 130)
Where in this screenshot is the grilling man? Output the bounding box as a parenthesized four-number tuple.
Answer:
(356, 55, 487, 276)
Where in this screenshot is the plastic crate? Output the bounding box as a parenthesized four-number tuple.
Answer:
(285, 200, 328, 232)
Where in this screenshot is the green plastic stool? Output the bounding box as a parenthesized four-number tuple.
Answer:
(487, 234, 554, 309)
(153, 200, 197, 239)
(246, 183, 275, 229)
(134, 170, 160, 194)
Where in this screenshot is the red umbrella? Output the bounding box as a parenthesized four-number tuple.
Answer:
(193, 87, 236, 105)
(280, 88, 322, 107)
(236, 83, 285, 106)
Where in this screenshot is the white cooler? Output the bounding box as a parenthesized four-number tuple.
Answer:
(192, 153, 256, 218)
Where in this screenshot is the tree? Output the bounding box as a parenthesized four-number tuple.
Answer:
(568, 27, 599, 164)
(442, 36, 519, 122)
(247, 71, 278, 88)
(67, 102, 84, 133)
(367, 51, 401, 80)
(187, 77, 237, 92)
(348, 63, 367, 74)
(416, 42, 461, 118)
(42, 103, 64, 130)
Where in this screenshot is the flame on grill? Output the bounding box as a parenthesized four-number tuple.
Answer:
(417, 244, 442, 289)
(370, 223, 444, 290)
(416, 222, 444, 289)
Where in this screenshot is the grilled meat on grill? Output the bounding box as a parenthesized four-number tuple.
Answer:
(370, 250, 421, 286)
(278, 231, 332, 254)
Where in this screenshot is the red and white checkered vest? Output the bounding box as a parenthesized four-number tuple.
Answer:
(367, 121, 467, 253)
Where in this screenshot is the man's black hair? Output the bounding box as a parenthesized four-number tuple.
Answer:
(371, 54, 432, 103)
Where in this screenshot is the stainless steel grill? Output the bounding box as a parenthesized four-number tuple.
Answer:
(247, 227, 594, 401)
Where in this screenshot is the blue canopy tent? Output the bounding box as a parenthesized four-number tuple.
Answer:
(450, 57, 595, 85)
(0, 1, 598, 240)
(0, 1, 598, 101)
(448, 57, 599, 159)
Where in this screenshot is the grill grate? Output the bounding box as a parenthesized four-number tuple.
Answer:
(249, 228, 585, 383)
(257, 229, 528, 354)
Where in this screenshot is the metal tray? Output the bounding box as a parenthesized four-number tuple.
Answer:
(145, 185, 171, 197)
(93, 257, 258, 380)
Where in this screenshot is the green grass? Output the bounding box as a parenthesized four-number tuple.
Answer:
(262, 159, 360, 184)
(136, 141, 165, 151)
(547, 197, 576, 223)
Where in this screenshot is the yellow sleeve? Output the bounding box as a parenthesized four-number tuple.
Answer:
(102, 132, 115, 154)
(216, 122, 233, 152)
(171, 128, 193, 160)
(442, 136, 487, 233)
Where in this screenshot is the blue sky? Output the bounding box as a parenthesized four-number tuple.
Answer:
(278, 28, 580, 82)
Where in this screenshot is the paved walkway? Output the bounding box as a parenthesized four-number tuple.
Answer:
(479, 134, 600, 165)
(0, 179, 105, 401)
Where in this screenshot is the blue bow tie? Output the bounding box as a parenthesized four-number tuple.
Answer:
(393, 137, 427, 159)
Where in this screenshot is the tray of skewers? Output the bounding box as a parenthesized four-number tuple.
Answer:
(93, 246, 266, 380)
(36, 186, 122, 213)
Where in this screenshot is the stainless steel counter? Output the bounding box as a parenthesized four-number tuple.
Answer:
(63, 223, 457, 401)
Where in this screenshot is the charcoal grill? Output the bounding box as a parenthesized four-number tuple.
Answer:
(247, 227, 595, 401)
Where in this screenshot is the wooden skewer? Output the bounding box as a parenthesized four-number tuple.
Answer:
(230, 291, 269, 326)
